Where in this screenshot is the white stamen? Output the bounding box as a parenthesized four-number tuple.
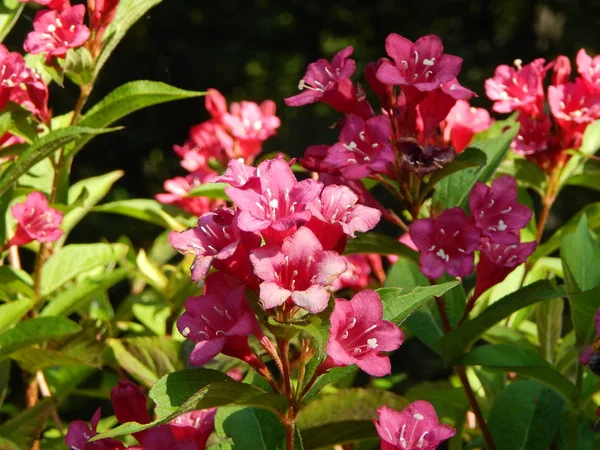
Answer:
(181, 327, 191, 337)
(500, 207, 512, 214)
(269, 199, 279, 209)
(497, 219, 507, 231)
(413, 413, 424, 420)
(436, 248, 449, 261)
(367, 338, 378, 349)
(423, 58, 435, 66)
(47, 24, 56, 32)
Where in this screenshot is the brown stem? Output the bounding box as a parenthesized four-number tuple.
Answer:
(36, 371, 64, 436)
(285, 419, 296, 450)
(8, 246, 21, 269)
(435, 297, 451, 333)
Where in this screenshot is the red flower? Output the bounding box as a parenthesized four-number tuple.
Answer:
(442, 99, 492, 153)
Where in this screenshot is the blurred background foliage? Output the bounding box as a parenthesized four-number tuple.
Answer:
(5, 0, 600, 246)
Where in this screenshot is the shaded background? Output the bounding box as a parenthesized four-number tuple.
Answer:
(7, 0, 600, 244)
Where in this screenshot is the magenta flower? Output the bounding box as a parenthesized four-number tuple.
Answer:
(330, 254, 373, 292)
(9, 66, 50, 123)
(365, 58, 392, 106)
(215, 157, 259, 189)
(24, 5, 91, 61)
(169, 409, 216, 450)
(376, 34, 463, 92)
(0, 51, 27, 111)
(110, 381, 151, 444)
(484, 58, 546, 117)
(469, 175, 532, 244)
(325, 290, 403, 376)
(65, 409, 126, 450)
(250, 227, 346, 313)
(576, 49, 600, 92)
(323, 114, 395, 179)
(156, 171, 224, 217)
(168, 207, 260, 286)
(306, 184, 381, 251)
(471, 238, 536, 302)
(226, 155, 323, 235)
(4, 192, 63, 249)
(177, 273, 261, 366)
(409, 208, 480, 279)
(442, 99, 492, 153)
(375, 402, 456, 450)
(512, 114, 552, 155)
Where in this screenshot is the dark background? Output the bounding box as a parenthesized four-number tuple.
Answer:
(8, 0, 600, 243)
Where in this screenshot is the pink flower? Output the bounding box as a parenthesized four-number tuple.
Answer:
(325, 290, 403, 377)
(0, 51, 27, 111)
(174, 120, 233, 172)
(20, 0, 70, 10)
(548, 79, 600, 132)
(306, 184, 381, 251)
(376, 34, 463, 92)
(168, 409, 216, 450)
(111, 381, 151, 444)
(511, 114, 552, 155)
(5, 192, 63, 249)
(225, 155, 323, 236)
(250, 227, 346, 313)
(9, 66, 50, 123)
(409, 208, 480, 279)
(323, 114, 395, 179)
(156, 171, 224, 217)
(442, 100, 492, 152)
(365, 58, 392, 106)
(375, 402, 456, 450)
(215, 157, 259, 189)
(469, 175, 533, 244)
(330, 254, 373, 292)
(24, 5, 90, 61)
(65, 409, 126, 450)
(552, 55, 571, 86)
(177, 272, 262, 366)
(285, 46, 370, 116)
(471, 238, 536, 302)
(88, 0, 120, 35)
(485, 58, 546, 117)
(576, 49, 600, 91)
(168, 207, 260, 285)
(222, 99, 281, 160)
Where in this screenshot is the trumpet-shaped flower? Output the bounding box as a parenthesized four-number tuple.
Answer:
(325, 290, 403, 376)
(250, 227, 346, 313)
(375, 402, 456, 450)
(5, 192, 63, 249)
(576, 49, 600, 91)
(442, 100, 492, 152)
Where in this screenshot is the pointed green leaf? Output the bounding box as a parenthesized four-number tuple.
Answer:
(92, 199, 185, 230)
(0, 298, 33, 334)
(188, 182, 229, 199)
(0, 0, 23, 43)
(344, 232, 417, 260)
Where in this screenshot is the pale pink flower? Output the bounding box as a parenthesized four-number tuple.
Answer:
(375, 402, 456, 450)
(215, 157, 259, 189)
(156, 171, 224, 217)
(376, 34, 463, 92)
(5, 192, 63, 249)
(576, 49, 600, 91)
(250, 227, 346, 313)
(548, 79, 600, 132)
(469, 175, 533, 244)
(24, 5, 91, 61)
(325, 290, 403, 377)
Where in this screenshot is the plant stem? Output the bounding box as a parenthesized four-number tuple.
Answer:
(278, 336, 297, 450)
(434, 294, 497, 450)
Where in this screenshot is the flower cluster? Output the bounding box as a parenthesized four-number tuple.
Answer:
(409, 175, 535, 297)
(485, 52, 600, 170)
(66, 380, 216, 450)
(156, 89, 280, 216)
(2, 191, 63, 250)
(168, 155, 404, 375)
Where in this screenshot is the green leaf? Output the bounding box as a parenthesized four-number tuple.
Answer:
(108, 336, 183, 388)
(0, 126, 117, 197)
(94, 380, 287, 441)
(0, 266, 34, 301)
(419, 157, 484, 202)
(216, 406, 303, 450)
(136, 249, 168, 292)
(566, 172, 600, 192)
(93, 0, 164, 80)
(58, 170, 124, 242)
(92, 199, 185, 230)
(344, 232, 417, 260)
(435, 281, 565, 359)
(378, 281, 459, 324)
(433, 124, 519, 211)
(298, 388, 408, 449)
(150, 368, 231, 418)
(536, 297, 564, 362)
(0, 398, 59, 450)
(41, 243, 128, 296)
(0, 317, 81, 360)
(487, 380, 564, 450)
(457, 345, 575, 401)
(568, 285, 600, 345)
(41, 267, 129, 317)
(188, 182, 230, 199)
(532, 203, 600, 264)
(559, 120, 600, 186)
(0, 0, 23, 43)
(0, 299, 33, 334)
(302, 366, 357, 404)
(512, 159, 547, 194)
(560, 214, 600, 293)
